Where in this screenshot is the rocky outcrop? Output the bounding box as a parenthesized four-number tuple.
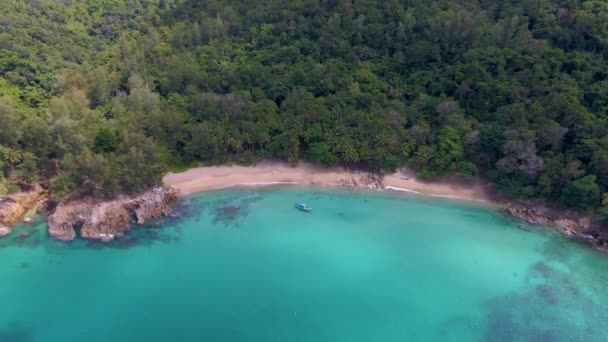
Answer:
(0, 224, 11, 238)
(48, 186, 177, 241)
(0, 184, 45, 236)
(129, 186, 177, 224)
(506, 203, 608, 254)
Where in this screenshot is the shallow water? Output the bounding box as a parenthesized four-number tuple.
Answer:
(1, 187, 607, 341)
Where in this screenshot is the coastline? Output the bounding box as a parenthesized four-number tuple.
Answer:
(162, 161, 493, 203)
(163, 161, 608, 254)
(2, 161, 605, 253)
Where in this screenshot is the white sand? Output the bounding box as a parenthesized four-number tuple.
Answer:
(163, 161, 491, 203)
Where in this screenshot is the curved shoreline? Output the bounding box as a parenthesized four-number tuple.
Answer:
(162, 161, 492, 203)
(163, 162, 608, 254)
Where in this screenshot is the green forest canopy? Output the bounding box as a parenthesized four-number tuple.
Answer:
(0, 0, 607, 222)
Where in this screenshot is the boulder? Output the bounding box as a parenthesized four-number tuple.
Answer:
(0, 197, 19, 225)
(554, 219, 578, 237)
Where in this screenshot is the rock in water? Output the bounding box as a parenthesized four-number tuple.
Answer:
(0, 184, 45, 227)
(505, 202, 608, 254)
(0, 224, 11, 238)
(48, 187, 178, 241)
(130, 186, 177, 224)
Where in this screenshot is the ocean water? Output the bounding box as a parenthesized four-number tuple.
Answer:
(1, 187, 607, 342)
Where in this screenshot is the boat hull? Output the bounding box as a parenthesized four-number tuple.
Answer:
(295, 204, 312, 212)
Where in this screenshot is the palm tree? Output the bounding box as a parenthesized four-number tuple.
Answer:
(227, 135, 244, 161)
(2, 148, 23, 165)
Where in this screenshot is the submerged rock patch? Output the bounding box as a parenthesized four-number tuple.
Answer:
(531, 261, 553, 277)
(214, 205, 242, 223)
(535, 284, 559, 305)
(209, 194, 262, 225)
(483, 259, 606, 341)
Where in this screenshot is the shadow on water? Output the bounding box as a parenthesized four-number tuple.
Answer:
(173, 197, 210, 224)
(0, 222, 45, 250)
(0, 322, 34, 342)
(76, 215, 185, 251)
(0, 215, 185, 253)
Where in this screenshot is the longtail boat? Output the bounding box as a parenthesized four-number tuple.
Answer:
(295, 202, 312, 212)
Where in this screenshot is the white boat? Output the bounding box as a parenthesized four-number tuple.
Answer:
(295, 202, 312, 212)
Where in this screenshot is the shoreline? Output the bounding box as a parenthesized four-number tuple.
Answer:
(162, 161, 493, 204)
(163, 161, 608, 254)
(3, 161, 605, 254)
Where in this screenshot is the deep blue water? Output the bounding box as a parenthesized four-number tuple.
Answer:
(1, 187, 607, 341)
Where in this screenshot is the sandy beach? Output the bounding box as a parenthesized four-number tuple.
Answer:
(163, 161, 492, 203)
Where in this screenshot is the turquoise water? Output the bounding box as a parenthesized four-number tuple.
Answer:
(1, 187, 608, 341)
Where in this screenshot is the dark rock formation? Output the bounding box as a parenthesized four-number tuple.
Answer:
(506, 202, 608, 254)
(48, 186, 177, 241)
